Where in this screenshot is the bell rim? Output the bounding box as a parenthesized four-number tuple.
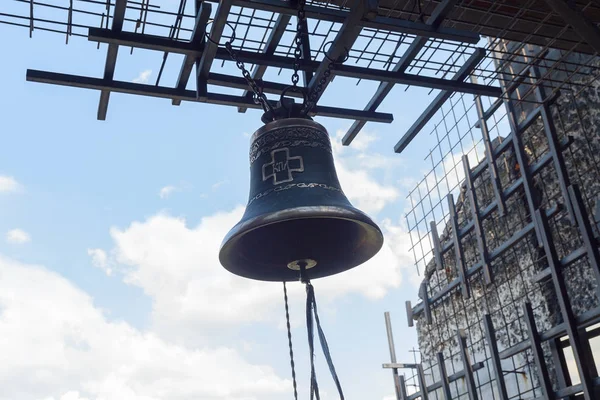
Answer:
(219, 205, 384, 282)
(250, 118, 329, 143)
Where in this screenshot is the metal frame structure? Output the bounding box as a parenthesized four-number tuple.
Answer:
(1, 0, 504, 129)
(4, 1, 600, 400)
(394, 38, 600, 400)
(4, 1, 598, 143)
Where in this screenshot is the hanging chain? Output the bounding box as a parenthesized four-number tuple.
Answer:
(206, 22, 272, 114)
(291, 0, 306, 89)
(283, 282, 299, 400)
(224, 41, 272, 113)
(302, 60, 335, 115)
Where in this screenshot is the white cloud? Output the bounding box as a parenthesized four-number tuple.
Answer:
(211, 180, 229, 191)
(350, 130, 377, 151)
(132, 69, 152, 84)
(100, 211, 405, 342)
(0, 255, 289, 400)
(331, 130, 400, 215)
(87, 248, 112, 276)
(159, 185, 177, 199)
(0, 176, 21, 193)
(87, 128, 419, 342)
(6, 229, 30, 244)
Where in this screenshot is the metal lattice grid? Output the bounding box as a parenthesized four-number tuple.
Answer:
(395, 41, 600, 400)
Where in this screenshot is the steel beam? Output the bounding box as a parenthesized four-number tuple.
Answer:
(238, 14, 291, 113)
(343, 0, 461, 145)
(458, 330, 478, 400)
(196, 0, 233, 100)
(336, 62, 499, 98)
(384, 312, 402, 400)
(448, 193, 470, 299)
(436, 353, 452, 400)
(305, 0, 374, 107)
(87, 28, 498, 98)
(172, 2, 211, 106)
(208, 73, 304, 98)
(483, 315, 509, 400)
(543, 0, 600, 54)
(523, 302, 554, 399)
(463, 155, 492, 284)
(26, 69, 394, 123)
(206, 0, 480, 43)
(393, 49, 487, 154)
(97, 0, 127, 120)
(535, 209, 596, 400)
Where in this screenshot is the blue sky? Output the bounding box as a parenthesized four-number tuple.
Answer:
(0, 3, 480, 400)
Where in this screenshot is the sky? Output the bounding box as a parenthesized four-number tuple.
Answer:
(0, 3, 480, 400)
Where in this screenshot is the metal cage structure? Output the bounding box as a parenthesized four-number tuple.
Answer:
(3, 1, 600, 400)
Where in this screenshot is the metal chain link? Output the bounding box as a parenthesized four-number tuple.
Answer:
(303, 61, 335, 115)
(224, 41, 273, 113)
(291, 0, 306, 89)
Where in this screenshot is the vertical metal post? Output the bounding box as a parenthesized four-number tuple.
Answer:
(448, 194, 470, 298)
(417, 364, 429, 400)
(568, 185, 600, 293)
(430, 221, 444, 271)
(419, 281, 432, 324)
(398, 375, 408, 400)
(483, 314, 509, 400)
(498, 71, 543, 245)
(437, 352, 453, 400)
(471, 76, 506, 216)
(522, 302, 554, 399)
(385, 312, 402, 400)
(549, 338, 573, 399)
(463, 156, 492, 284)
(457, 330, 478, 400)
(531, 66, 575, 223)
(534, 209, 595, 399)
(29, 0, 34, 37)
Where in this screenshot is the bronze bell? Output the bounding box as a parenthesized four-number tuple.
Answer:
(219, 118, 384, 282)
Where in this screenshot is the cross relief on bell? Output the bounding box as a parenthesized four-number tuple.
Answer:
(219, 118, 384, 282)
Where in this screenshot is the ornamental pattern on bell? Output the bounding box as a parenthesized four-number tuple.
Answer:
(262, 148, 305, 185)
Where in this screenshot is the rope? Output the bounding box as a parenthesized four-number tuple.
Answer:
(283, 265, 344, 400)
(283, 282, 299, 400)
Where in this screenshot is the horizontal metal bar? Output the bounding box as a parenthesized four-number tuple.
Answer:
(412, 205, 561, 319)
(383, 363, 419, 369)
(393, 49, 487, 154)
(207, 73, 304, 98)
(218, 0, 480, 43)
(25, 69, 393, 123)
(406, 362, 485, 400)
(306, 0, 369, 107)
(89, 27, 203, 55)
(87, 28, 496, 98)
(335, 63, 501, 98)
(543, 0, 600, 54)
(533, 246, 588, 283)
(500, 305, 600, 359)
(342, 0, 461, 146)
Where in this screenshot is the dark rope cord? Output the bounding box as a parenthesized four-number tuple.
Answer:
(306, 282, 320, 400)
(283, 263, 344, 400)
(283, 282, 299, 400)
(306, 281, 344, 400)
(310, 284, 345, 400)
